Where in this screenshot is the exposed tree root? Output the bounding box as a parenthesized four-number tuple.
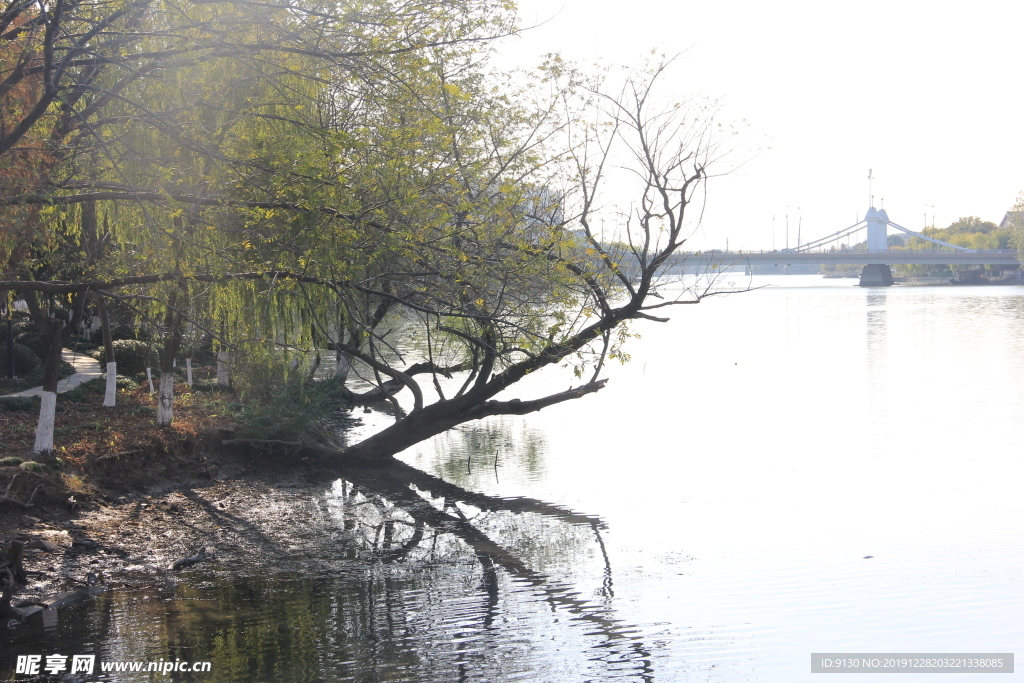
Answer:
(0, 475, 40, 509)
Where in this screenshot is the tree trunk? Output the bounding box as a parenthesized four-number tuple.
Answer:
(97, 296, 116, 407)
(157, 285, 184, 426)
(157, 372, 174, 425)
(340, 380, 606, 462)
(33, 391, 57, 454)
(217, 350, 230, 388)
(334, 350, 351, 382)
(32, 313, 65, 455)
(3, 541, 26, 585)
(4, 315, 13, 380)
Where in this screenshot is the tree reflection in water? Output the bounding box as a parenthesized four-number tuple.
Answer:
(1, 459, 656, 682)
(316, 458, 653, 681)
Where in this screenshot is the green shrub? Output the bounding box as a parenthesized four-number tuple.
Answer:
(111, 339, 159, 376)
(0, 341, 41, 376)
(14, 328, 46, 357)
(18, 365, 44, 388)
(19, 461, 48, 473)
(231, 349, 289, 402)
(0, 395, 39, 412)
(235, 379, 339, 442)
(0, 456, 23, 467)
(59, 377, 105, 402)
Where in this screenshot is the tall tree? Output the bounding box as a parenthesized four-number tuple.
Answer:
(1, 0, 519, 442)
(1, 0, 732, 462)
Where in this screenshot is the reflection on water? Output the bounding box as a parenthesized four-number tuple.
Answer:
(2, 460, 653, 682)
(419, 417, 549, 490)
(4, 276, 1024, 682)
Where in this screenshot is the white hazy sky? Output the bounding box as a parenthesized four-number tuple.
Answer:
(493, 0, 1024, 250)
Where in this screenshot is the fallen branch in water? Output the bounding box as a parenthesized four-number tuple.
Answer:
(171, 546, 209, 570)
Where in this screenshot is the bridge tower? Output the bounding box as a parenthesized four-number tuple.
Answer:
(866, 207, 888, 252)
(861, 207, 894, 286)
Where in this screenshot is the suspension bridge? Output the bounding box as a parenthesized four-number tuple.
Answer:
(670, 206, 1021, 286)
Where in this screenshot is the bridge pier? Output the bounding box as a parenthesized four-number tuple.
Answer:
(859, 264, 894, 287)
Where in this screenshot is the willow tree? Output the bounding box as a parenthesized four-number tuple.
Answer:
(2, 0, 730, 461)
(94, 0, 521, 424)
(0, 0, 519, 439)
(216, 58, 732, 462)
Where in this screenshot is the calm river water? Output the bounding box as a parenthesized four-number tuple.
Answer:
(5, 275, 1024, 681)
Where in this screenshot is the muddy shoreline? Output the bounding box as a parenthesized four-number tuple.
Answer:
(3, 441, 350, 625)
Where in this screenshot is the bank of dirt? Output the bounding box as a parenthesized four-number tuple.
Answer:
(0, 370, 346, 620)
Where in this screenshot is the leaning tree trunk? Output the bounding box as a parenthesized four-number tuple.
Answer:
(97, 296, 116, 407)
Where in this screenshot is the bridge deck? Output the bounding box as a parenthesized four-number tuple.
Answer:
(673, 250, 1020, 267)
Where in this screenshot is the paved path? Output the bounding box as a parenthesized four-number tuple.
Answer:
(6, 348, 103, 397)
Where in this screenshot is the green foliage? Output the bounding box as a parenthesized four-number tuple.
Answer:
(12, 357, 76, 389)
(0, 456, 23, 466)
(0, 341, 41, 376)
(19, 460, 48, 473)
(235, 379, 341, 442)
(906, 217, 1013, 251)
(111, 339, 159, 376)
(230, 346, 295, 402)
(1008, 194, 1024, 265)
(59, 377, 105, 403)
(0, 0, 720, 460)
(0, 395, 38, 411)
(887, 215, 1016, 276)
(13, 328, 45, 358)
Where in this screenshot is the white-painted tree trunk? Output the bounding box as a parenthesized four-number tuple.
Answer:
(146, 367, 155, 394)
(217, 351, 230, 388)
(103, 361, 117, 407)
(157, 372, 174, 425)
(185, 358, 193, 386)
(33, 391, 57, 454)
